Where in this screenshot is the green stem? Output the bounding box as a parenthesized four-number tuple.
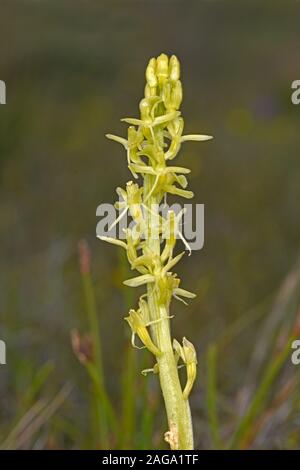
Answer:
(144, 176, 194, 450)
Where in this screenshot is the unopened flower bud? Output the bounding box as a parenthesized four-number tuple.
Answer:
(146, 57, 157, 88)
(171, 80, 183, 110)
(156, 53, 169, 86)
(139, 98, 151, 121)
(145, 83, 157, 98)
(169, 55, 180, 82)
(162, 81, 172, 110)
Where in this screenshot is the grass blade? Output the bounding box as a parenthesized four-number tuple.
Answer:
(206, 343, 221, 449)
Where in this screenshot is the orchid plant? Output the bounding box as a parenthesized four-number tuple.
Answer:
(99, 53, 212, 449)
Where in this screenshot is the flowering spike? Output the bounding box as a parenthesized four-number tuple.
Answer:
(99, 53, 211, 450)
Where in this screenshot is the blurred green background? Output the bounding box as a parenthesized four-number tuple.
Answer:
(1, 0, 300, 449)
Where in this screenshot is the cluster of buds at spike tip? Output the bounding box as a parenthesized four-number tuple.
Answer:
(99, 53, 211, 403)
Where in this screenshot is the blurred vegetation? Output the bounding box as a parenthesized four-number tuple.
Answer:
(0, 0, 300, 449)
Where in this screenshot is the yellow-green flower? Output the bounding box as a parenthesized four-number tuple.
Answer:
(173, 337, 198, 399)
(125, 307, 161, 357)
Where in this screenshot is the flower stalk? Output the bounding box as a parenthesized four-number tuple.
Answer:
(99, 53, 212, 449)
